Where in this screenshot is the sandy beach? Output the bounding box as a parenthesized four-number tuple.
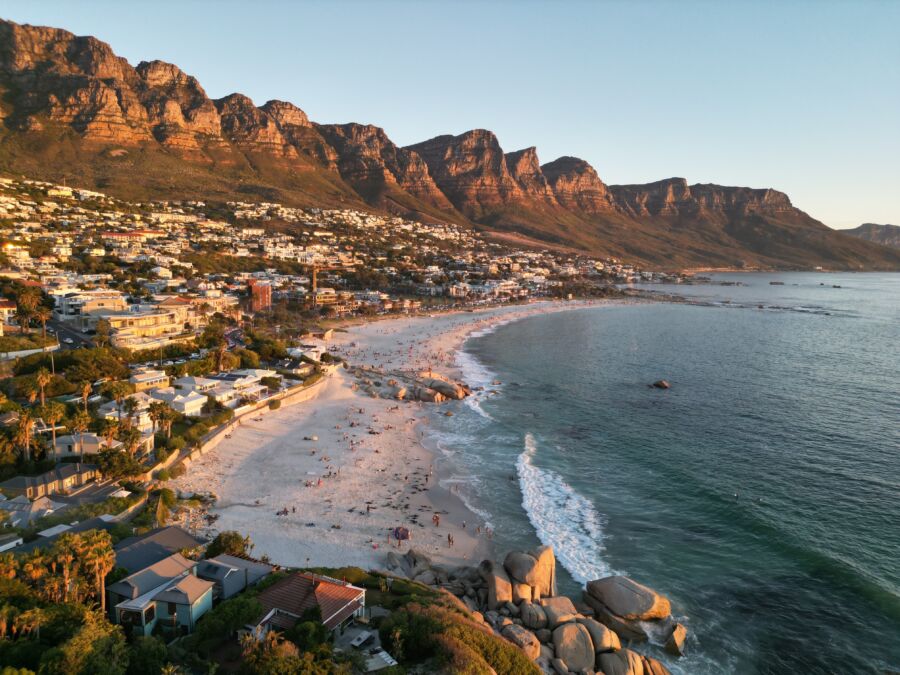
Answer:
(172, 300, 609, 571)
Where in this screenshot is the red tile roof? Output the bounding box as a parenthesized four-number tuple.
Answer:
(255, 572, 364, 631)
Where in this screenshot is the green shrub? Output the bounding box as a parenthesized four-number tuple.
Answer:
(268, 399, 281, 410)
(155, 469, 170, 481)
(169, 464, 186, 479)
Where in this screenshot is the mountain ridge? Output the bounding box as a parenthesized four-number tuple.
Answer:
(1, 18, 898, 270)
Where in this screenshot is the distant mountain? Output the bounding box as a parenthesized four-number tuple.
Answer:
(842, 224, 900, 249)
(1, 18, 898, 270)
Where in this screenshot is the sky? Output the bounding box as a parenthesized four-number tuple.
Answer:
(1, 0, 898, 229)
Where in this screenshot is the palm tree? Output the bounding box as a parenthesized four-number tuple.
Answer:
(35, 367, 52, 407)
(80, 381, 93, 414)
(100, 419, 119, 450)
(33, 305, 51, 340)
(122, 397, 139, 429)
(72, 410, 91, 460)
(0, 553, 18, 580)
(119, 426, 141, 457)
(14, 410, 35, 463)
(103, 381, 131, 422)
(15, 607, 44, 640)
(16, 288, 40, 334)
(215, 341, 228, 373)
(81, 530, 115, 614)
(148, 401, 165, 435)
(21, 551, 47, 597)
(52, 533, 81, 603)
(39, 401, 65, 460)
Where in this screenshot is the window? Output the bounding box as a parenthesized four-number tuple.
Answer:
(168, 602, 177, 616)
(144, 605, 155, 624)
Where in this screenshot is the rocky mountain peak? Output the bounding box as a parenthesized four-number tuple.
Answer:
(505, 147, 557, 205)
(260, 100, 311, 129)
(541, 156, 614, 213)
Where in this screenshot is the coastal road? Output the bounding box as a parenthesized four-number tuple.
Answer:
(48, 319, 93, 350)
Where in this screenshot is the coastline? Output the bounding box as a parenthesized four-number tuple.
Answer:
(170, 299, 622, 571)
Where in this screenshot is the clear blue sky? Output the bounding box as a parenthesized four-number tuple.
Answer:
(1, 0, 898, 228)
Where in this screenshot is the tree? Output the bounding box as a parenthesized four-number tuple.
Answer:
(38, 401, 65, 460)
(93, 319, 112, 349)
(206, 530, 253, 559)
(126, 635, 167, 675)
(35, 368, 52, 407)
(99, 418, 119, 450)
(72, 410, 91, 460)
(122, 397, 139, 429)
(101, 381, 132, 422)
(38, 610, 128, 675)
(118, 426, 142, 457)
(96, 447, 143, 480)
(33, 305, 51, 340)
(80, 530, 115, 614)
(14, 410, 35, 462)
(80, 381, 93, 414)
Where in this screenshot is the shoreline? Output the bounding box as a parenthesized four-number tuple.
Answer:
(171, 299, 624, 571)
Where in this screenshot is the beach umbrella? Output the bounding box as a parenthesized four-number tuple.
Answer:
(393, 526, 410, 541)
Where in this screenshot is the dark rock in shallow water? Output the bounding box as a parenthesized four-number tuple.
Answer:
(665, 622, 687, 656)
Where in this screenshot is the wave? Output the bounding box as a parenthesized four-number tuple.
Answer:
(516, 432, 615, 585)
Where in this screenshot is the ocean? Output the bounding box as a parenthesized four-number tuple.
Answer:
(426, 272, 900, 674)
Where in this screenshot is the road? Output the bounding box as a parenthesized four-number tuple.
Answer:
(48, 319, 93, 350)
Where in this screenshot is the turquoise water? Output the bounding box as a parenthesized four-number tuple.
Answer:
(428, 273, 899, 674)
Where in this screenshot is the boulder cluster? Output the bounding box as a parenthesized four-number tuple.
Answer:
(385, 546, 687, 674)
(352, 367, 471, 403)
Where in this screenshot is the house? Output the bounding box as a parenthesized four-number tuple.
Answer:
(113, 525, 204, 574)
(148, 387, 206, 417)
(0, 463, 99, 500)
(246, 572, 365, 638)
(276, 358, 315, 378)
(54, 432, 122, 459)
(196, 554, 274, 600)
(0, 532, 24, 552)
(13, 515, 117, 554)
(172, 376, 218, 393)
(0, 495, 63, 527)
(99, 392, 155, 431)
(107, 552, 214, 637)
(130, 368, 170, 392)
(0, 299, 16, 325)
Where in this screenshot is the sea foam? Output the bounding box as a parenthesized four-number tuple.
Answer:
(516, 432, 615, 585)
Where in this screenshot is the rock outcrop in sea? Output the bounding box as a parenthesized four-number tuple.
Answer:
(385, 546, 683, 674)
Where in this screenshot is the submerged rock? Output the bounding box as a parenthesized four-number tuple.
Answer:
(665, 622, 687, 656)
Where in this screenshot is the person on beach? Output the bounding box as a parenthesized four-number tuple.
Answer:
(448, 533, 453, 548)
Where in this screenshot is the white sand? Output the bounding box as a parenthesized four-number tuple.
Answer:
(172, 300, 610, 571)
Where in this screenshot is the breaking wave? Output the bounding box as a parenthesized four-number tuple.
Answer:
(516, 432, 615, 585)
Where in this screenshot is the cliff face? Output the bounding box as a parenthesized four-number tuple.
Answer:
(1, 18, 898, 270)
(541, 156, 615, 214)
(842, 223, 900, 249)
(315, 123, 451, 209)
(406, 130, 527, 217)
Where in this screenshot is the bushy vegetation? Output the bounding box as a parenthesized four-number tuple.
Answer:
(379, 602, 539, 675)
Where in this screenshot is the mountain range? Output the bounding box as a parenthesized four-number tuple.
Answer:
(1, 18, 898, 270)
(842, 223, 900, 250)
